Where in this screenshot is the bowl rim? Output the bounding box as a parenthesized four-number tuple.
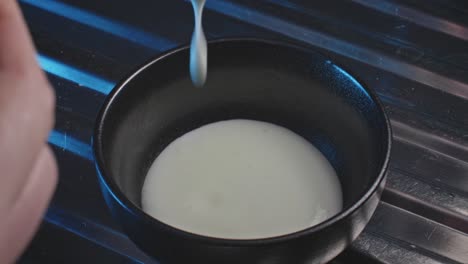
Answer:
(93, 37, 392, 246)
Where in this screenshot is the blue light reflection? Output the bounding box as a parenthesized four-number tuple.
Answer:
(38, 54, 114, 94)
(45, 206, 150, 263)
(48, 130, 93, 161)
(331, 64, 371, 99)
(22, 0, 175, 51)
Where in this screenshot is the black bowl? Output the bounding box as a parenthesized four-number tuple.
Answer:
(93, 39, 391, 264)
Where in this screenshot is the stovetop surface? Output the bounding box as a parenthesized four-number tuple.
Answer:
(18, 0, 468, 263)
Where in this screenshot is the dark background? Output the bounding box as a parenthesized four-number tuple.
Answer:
(17, 0, 468, 263)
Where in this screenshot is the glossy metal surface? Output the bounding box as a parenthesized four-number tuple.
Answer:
(18, 0, 468, 263)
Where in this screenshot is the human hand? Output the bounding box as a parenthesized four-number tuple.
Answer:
(0, 0, 58, 263)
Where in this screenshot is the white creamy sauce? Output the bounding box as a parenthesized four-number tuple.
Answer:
(142, 119, 343, 239)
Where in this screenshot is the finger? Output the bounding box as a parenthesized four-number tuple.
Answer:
(0, 0, 56, 207)
(0, 0, 39, 74)
(0, 146, 57, 264)
(0, 72, 55, 211)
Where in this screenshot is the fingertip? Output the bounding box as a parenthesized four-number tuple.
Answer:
(0, 146, 58, 264)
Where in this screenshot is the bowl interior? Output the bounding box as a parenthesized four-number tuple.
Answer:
(97, 40, 389, 230)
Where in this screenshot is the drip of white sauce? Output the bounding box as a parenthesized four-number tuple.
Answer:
(190, 0, 207, 87)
